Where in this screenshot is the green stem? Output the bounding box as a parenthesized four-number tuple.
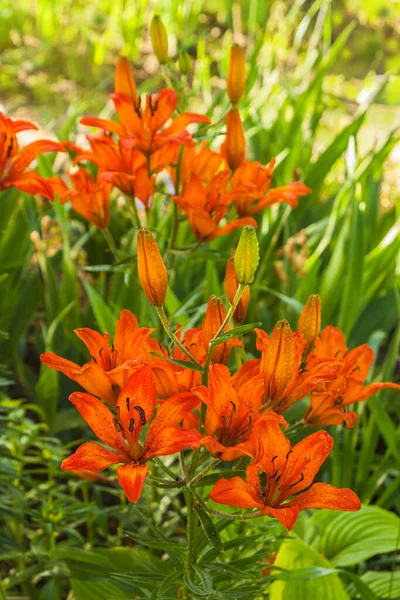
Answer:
(184, 489, 198, 574)
(130, 197, 142, 229)
(285, 419, 306, 434)
(186, 458, 220, 486)
(155, 305, 202, 367)
(102, 227, 121, 261)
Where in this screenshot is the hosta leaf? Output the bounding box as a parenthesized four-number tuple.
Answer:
(314, 505, 400, 566)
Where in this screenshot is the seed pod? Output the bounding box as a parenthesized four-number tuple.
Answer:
(225, 258, 250, 323)
(234, 226, 259, 284)
(150, 15, 169, 65)
(137, 228, 168, 307)
(225, 108, 245, 171)
(227, 44, 246, 105)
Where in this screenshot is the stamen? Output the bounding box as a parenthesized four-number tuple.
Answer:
(135, 405, 147, 427)
(129, 417, 135, 432)
(126, 397, 131, 411)
(229, 400, 236, 413)
(90, 355, 98, 364)
(285, 450, 293, 460)
(289, 472, 304, 487)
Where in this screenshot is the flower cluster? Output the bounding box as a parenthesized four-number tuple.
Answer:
(40, 228, 398, 529)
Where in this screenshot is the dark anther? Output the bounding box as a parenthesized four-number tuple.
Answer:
(129, 418, 135, 432)
(90, 355, 98, 364)
(135, 405, 147, 427)
(113, 417, 124, 433)
(289, 472, 304, 487)
(99, 347, 105, 356)
(229, 400, 236, 413)
(333, 396, 344, 407)
(286, 450, 293, 460)
(352, 366, 361, 374)
(271, 455, 278, 464)
(126, 397, 131, 411)
(6, 138, 14, 158)
(115, 406, 120, 418)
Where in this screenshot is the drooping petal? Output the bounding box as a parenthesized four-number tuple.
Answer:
(6, 171, 55, 200)
(116, 463, 149, 503)
(212, 217, 257, 239)
(285, 482, 361, 512)
(68, 392, 129, 457)
(61, 442, 123, 472)
(210, 476, 263, 510)
(8, 140, 64, 176)
(345, 381, 400, 405)
(261, 505, 300, 531)
(80, 116, 126, 137)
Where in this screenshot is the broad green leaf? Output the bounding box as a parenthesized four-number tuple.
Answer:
(315, 505, 400, 566)
(70, 579, 127, 600)
(269, 537, 349, 599)
(361, 571, 400, 599)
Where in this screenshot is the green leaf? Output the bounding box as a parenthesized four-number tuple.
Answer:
(269, 537, 349, 600)
(82, 279, 117, 334)
(314, 505, 400, 566)
(211, 322, 262, 346)
(361, 571, 400, 599)
(148, 351, 204, 373)
(195, 506, 224, 551)
(70, 579, 128, 600)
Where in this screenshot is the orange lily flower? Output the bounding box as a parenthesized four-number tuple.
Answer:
(167, 141, 226, 193)
(74, 135, 155, 206)
(41, 309, 162, 405)
(230, 158, 311, 217)
(62, 365, 202, 502)
(193, 364, 266, 460)
(210, 423, 360, 530)
(0, 112, 64, 199)
(173, 171, 256, 241)
(255, 320, 339, 414)
(80, 57, 210, 157)
(50, 167, 112, 229)
(304, 326, 400, 428)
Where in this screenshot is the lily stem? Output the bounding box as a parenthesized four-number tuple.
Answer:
(155, 305, 202, 367)
(103, 227, 121, 262)
(130, 196, 142, 229)
(186, 458, 221, 487)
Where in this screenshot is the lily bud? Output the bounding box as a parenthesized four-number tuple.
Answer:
(234, 226, 259, 284)
(262, 320, 295, 407)
(225, 258, 250, 323)
(225, 108, 245, 171)
(137, 228, 168, 307)
(298, 294, 321, 354)
(150, 15, 169, 64)
(203, 296, 231, 364)
(178, 50, 192, 75)
(227, 44, 246, 105)
(115, 56, 137, 104)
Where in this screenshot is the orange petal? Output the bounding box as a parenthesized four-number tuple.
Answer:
(41, 352, 81, 375)
(8, 140, 64, 176)
(116, 364, 156, 433)
(145, 426, 202, 460)
(278, 431, 333, 499)
(147, 392, 200, 439)
(285, 482, 361, 512)
(261, 505, 300, 530)
(213, 217, 257, 239)
(74, 327, 109, 363)
(6, 171, 55, 200)
(61, 441, 123, 471)
(80, 116, 126, 137)
(210, 476, 263, 510)
(69, 392, 129, 457)
(116, 463, 149, 503)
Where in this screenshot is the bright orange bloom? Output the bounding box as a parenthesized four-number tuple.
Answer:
(41, 310, 165, 405)
(81, 64, 210, 157)
(115, 56, 137, 104)
(304, 326, 400, 428)
(253, 320, 339, 414)
(168, 141, 226, 193)
(227, 44, 246, 105)
(137, 228, 168, 307)
(0, 112, 64, 199)
(297, 294, 321, 355)
(62, 365, 201, 502)
(230, 159, 311, 217)
(50, 167, 111, 229)
(193, 364, 266, 460)
(173, 171, 256, 241)
(74, 135, 155, 206)
(221, 108, 245, 171)
(225, 258, 250, 323)
(210, 423, 360, 530)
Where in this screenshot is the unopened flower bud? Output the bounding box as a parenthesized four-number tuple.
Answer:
(225, 258, 250, 323)
(137, 228, 168, 307)
(234, 226, 259, 285)
(227, 44, 246, 105)
(203, 296, 232, 364)
(225, 108, 245, 171)
(298, 294, 321, 353)
(150, 15, 169, 65)
(262, 320, 295, 407)
(114, 56, 137, 103)
(178, 50, 192, 75)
